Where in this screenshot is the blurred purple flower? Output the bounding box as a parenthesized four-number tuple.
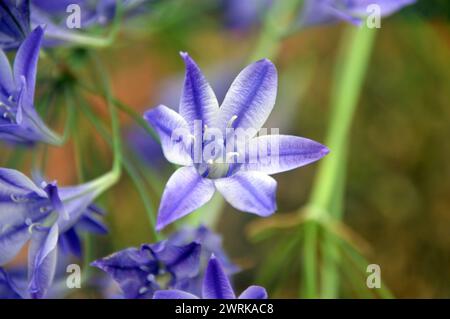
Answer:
(0, 26, 60, 145)
(166, 225, 239, 296)
(0, 0, 151, 49)
(0, 168, 108, 298)
(299, 0, 416, 27)
(222, 0, 272, 31)
(92, 240, 201, 299)
(154, 254, 267, 299)
(144, 52, 329, 230)
(0, 0, 30, 50)
(92, 225, 237, 298)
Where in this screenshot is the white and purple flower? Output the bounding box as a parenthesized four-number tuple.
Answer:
(144, 53, 329, 230)
(0, 168, 108, 298)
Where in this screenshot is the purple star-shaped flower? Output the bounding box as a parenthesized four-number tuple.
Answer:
(144, 53, 329, 230)
(299, 0, 416, 27)
(0, 26, 60, 145)
(92, 240, 201, 299)
(0, 168, 108, 298)
(154, 254, 267, 299)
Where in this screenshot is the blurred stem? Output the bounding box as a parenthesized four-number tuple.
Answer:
(302, 25, 377, 298)
(77, 93, 160, 241)
(249, 0, 303, 61)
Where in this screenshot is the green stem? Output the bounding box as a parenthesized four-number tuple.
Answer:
(301, 25, 377, 299)
(249, 0, 303, 62)
(309, 25, 377, 211)
(78, 94, 160, 240)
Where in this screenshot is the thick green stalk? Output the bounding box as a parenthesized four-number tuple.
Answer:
(301, 25, 377, 299)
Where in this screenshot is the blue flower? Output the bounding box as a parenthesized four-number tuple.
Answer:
(154, 254, 267, 299)
(92, 225, 237, 299)
(144, 53, 329, 230)
(221, 0, 272, 31)
(299, 0, 416, 27)
(0, 0, 30, 50)
(0, 26, 60, 145)
(166, 225, 239, 296)
(92, 241, 202, 299)
(0, 168, 108, 298)
(1, 0, 151, 49)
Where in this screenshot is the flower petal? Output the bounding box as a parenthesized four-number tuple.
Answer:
(214, 171, 277, 217)
(91, 245, 159, 299)
(13, 26, 43, 106)
(179, 52, 219, 130)
(238, 285, 268, 299)
(202, 255, 235, 299)
(241, 135, 329, 175)
(0, 224, 31, 265)
(216, 59, 277, 136)
(0, 267, 23, 299)
(28, 223, 59, 299)
(153, 289, 199, 299)
(156, 166, 215, 231)
(58, 228, 82, 258)
(150, 241, 201, 280)
(0, 168, 46, 198)
(0, 50, 14, 93)
(144, 104, 193, 166)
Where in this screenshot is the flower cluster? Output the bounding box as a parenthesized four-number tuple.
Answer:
(0, 0, 416, 299)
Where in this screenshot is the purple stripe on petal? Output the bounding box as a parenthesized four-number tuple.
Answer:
(202, 255, 235, 299)
(242, 135, 329, 175)
(0, 223, 31, 265)
(217, 59, 277, 136)
(153, 289, 199, 299)
(179, 52, 219, 131)
(238, 285, 268, 299)
(156, 166, 215, 231)
(214, 171, 277, 217)
(144, 104, 193, 166)
(28, 223, 58, 299)
(13, 26, 43, 106)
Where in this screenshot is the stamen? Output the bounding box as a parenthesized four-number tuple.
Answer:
(28, 223, 39, 234)
(226, 152, 240, 162)
(139, 265, 150, 272)
(138, 287, 148, 295)
(227, 115, 238, 128)
(10, 194, 29, 203)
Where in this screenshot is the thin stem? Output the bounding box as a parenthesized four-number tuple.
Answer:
(249, 0, 304, 62)
(301, 25, 377, 298)
(77, 93, 160, 240)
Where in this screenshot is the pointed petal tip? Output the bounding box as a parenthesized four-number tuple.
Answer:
(320, 145, 331, 157)
(255, 58, 275, 67)
(179, 51, 196, 67)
